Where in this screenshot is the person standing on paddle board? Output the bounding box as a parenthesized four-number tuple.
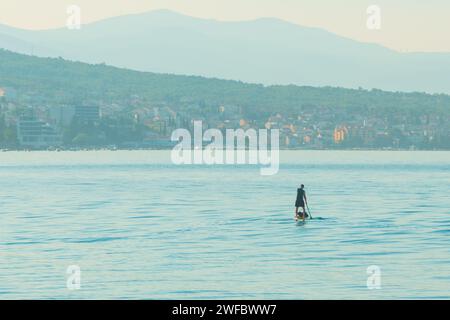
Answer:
(295, 184, 309, 221)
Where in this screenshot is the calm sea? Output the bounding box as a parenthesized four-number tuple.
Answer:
(0, 150, 449, 299)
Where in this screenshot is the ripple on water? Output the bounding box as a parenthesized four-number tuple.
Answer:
(1, 151, 450, 299)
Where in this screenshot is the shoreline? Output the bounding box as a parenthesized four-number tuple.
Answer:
(1, 147, 450, 152)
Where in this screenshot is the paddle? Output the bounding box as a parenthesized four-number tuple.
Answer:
(306, 203, 313, 219)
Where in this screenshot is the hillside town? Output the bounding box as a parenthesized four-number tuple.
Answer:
(0, 87, 449, 150)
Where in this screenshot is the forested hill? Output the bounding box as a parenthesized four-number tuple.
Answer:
(1, 49, 449, 116)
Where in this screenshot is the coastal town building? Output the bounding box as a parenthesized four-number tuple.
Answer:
(17, 116, 62, 149)
(74, 105, 100, 123)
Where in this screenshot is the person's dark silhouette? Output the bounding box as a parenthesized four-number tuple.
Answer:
(295, 184, 308, 221)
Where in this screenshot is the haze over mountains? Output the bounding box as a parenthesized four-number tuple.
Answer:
(0, 9, 449, 94)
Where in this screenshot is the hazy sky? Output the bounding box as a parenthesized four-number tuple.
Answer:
(0, 0, 449, 52)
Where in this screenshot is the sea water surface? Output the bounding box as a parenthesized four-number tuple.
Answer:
(0, 150, 449, 299)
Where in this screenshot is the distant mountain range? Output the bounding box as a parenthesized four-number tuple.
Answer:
(1, 9, 450, 94)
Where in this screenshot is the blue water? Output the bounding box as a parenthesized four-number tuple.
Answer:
(0, 151, 449, 299)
